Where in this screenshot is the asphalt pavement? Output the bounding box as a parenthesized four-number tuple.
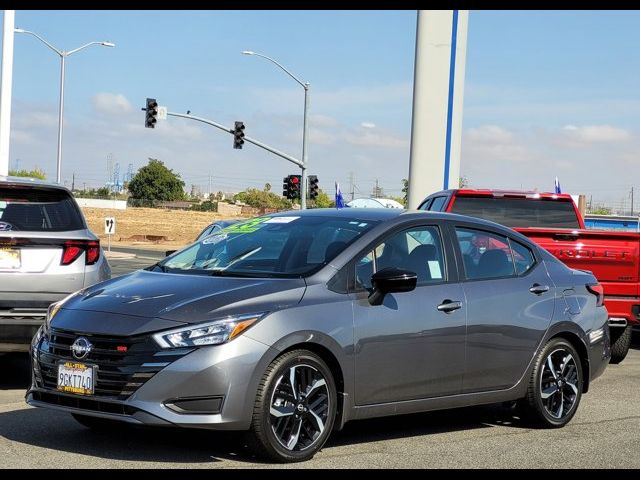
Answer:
(1, 247, 638, 468)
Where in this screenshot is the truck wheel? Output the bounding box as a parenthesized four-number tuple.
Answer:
(610, 326, 632, 364)
(520, 338, 583, 428)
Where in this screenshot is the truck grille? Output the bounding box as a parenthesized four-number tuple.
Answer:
(34, 328, 190, 399)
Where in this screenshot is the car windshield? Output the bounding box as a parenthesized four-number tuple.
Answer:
(159, 214, 380, 277)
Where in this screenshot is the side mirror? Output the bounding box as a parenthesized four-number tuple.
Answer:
(165, 250, 177, 257)
(368, 267, 417, 306)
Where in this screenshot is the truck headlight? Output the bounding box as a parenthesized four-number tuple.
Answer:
(152, 313, 266, 348)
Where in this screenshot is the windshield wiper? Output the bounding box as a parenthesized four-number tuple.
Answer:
(146, 262, 168, 273)
(218, 246, 262, 270)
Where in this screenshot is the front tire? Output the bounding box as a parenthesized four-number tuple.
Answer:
(247, 349, 337, 463)
(610, 326, 632, 364)
(521, 338, 583, 428)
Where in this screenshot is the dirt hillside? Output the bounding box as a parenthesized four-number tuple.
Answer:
(81, 207, 246, 250)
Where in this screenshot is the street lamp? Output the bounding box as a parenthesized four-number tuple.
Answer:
(15, 28, 115, 184)
(242, 50, 310, 209)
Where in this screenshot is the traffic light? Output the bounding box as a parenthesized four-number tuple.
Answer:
(308, 175, 319, 200)
(145, 98, 158, 128)
(283, 174, 301, 199)
(233, 121, 245, 149)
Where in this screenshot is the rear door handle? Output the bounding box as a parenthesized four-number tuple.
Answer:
(529, 284, 550, 295)
(437, 300, 462, 313)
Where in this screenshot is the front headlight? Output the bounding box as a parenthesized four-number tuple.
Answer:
(152, 313, 266, 348)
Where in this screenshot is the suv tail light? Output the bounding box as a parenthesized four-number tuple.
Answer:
(61, 240, 100, 266)
(586, 283, 604, 307)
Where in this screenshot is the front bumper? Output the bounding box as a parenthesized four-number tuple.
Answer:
(27, 334, 276, 431)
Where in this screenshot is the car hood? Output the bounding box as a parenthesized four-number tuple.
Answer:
(61, 269, 307, 323)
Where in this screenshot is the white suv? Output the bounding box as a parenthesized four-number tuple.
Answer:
(0, 177, 111, 352)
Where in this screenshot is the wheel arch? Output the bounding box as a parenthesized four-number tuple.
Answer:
(548, 330, 591, 394)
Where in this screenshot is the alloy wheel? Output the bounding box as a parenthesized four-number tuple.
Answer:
(269, 364, 330, 452)
(539, 348, 580, 420)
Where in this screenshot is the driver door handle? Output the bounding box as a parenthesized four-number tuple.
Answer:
(437, 300, 462, 313)
(529, 283, 550, 295)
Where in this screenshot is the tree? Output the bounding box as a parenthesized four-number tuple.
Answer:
(234, 188, 292, 210)
(127, 158, 185, 203)
(459, 175, 469, 188)
(590, 207, 612, 215)
(401, 179, 408, 205)
(9, 167, 46, 180)
(313, 190, 335, 208)
(264, 182, 271, 192)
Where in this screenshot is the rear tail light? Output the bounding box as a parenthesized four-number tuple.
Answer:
(61, 240, 101, 266)
(586, 283, 604, 307)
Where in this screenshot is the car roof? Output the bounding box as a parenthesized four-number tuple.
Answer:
(269, 208, 405, 221)
(0, 176, 69, 191)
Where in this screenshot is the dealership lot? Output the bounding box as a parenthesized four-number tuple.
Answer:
(1, 253, 638, 468)
(1, 331, 639, 467)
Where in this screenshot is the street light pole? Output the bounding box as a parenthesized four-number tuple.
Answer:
(57, 54, 65, 184)
(14, 29, 114, 183)
(242, 50, 310, 209)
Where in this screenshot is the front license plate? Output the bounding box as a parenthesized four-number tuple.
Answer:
(57, 361, 95, 395)
(0, 248, 21, 269)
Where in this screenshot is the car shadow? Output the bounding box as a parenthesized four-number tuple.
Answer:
(0, 398, 525, 465)
(0, 353, 31, 389)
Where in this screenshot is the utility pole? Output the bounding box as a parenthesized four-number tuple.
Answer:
(631, 187, 634, 217)
(208, 174, 212, 199)
(348, 171, 355, 202)
(71, 172, 75, 191)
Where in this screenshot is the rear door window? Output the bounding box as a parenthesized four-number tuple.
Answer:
(0, 187, 84, 232)
(455, 227, 516, 280)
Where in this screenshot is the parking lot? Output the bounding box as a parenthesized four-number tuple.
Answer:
(0, 252, 637, 468)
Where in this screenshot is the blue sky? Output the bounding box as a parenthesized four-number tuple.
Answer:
(5, 10, 640, 207)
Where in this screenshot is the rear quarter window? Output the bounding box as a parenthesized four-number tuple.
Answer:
(0, 187, 85, 232)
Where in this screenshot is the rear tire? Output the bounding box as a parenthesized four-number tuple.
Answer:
(520, 338, 583, 428)
(246, 349, 337, 463)
(610, 326, 632, 364)
(71, 413, 122, 431)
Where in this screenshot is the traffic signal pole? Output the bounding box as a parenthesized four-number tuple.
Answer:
(165, 112, 305, 189)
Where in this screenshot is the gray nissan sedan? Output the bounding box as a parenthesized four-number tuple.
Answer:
(27, 209, 611, 462)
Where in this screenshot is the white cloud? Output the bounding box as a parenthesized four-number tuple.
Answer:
(92, 93, 133, 115)
(348, 129, 406, 148)
(466, 125, 513, 143)
(13, 111, 58, 129)
(310, 114, 339, 128)
(361, 122, 376, 129)
(561, 124, 631, 143)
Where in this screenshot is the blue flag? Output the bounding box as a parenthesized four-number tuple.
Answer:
(335, 182, 346, 209)
(555, 176, 562, 194)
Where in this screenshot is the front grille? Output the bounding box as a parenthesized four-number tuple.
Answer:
(34, 328, 190, 399)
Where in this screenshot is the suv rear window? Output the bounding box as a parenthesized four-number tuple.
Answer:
(450, 197, 580, 229)
(0, 187, 85, 232)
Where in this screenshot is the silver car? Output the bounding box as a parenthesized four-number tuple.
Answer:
(27, 209, 610, 462)
(0, 176, 111, 352)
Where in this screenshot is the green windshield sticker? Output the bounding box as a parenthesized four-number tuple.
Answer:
(220, 216, 271, 234)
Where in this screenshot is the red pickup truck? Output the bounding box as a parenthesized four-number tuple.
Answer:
(419, 189, 636, 363)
